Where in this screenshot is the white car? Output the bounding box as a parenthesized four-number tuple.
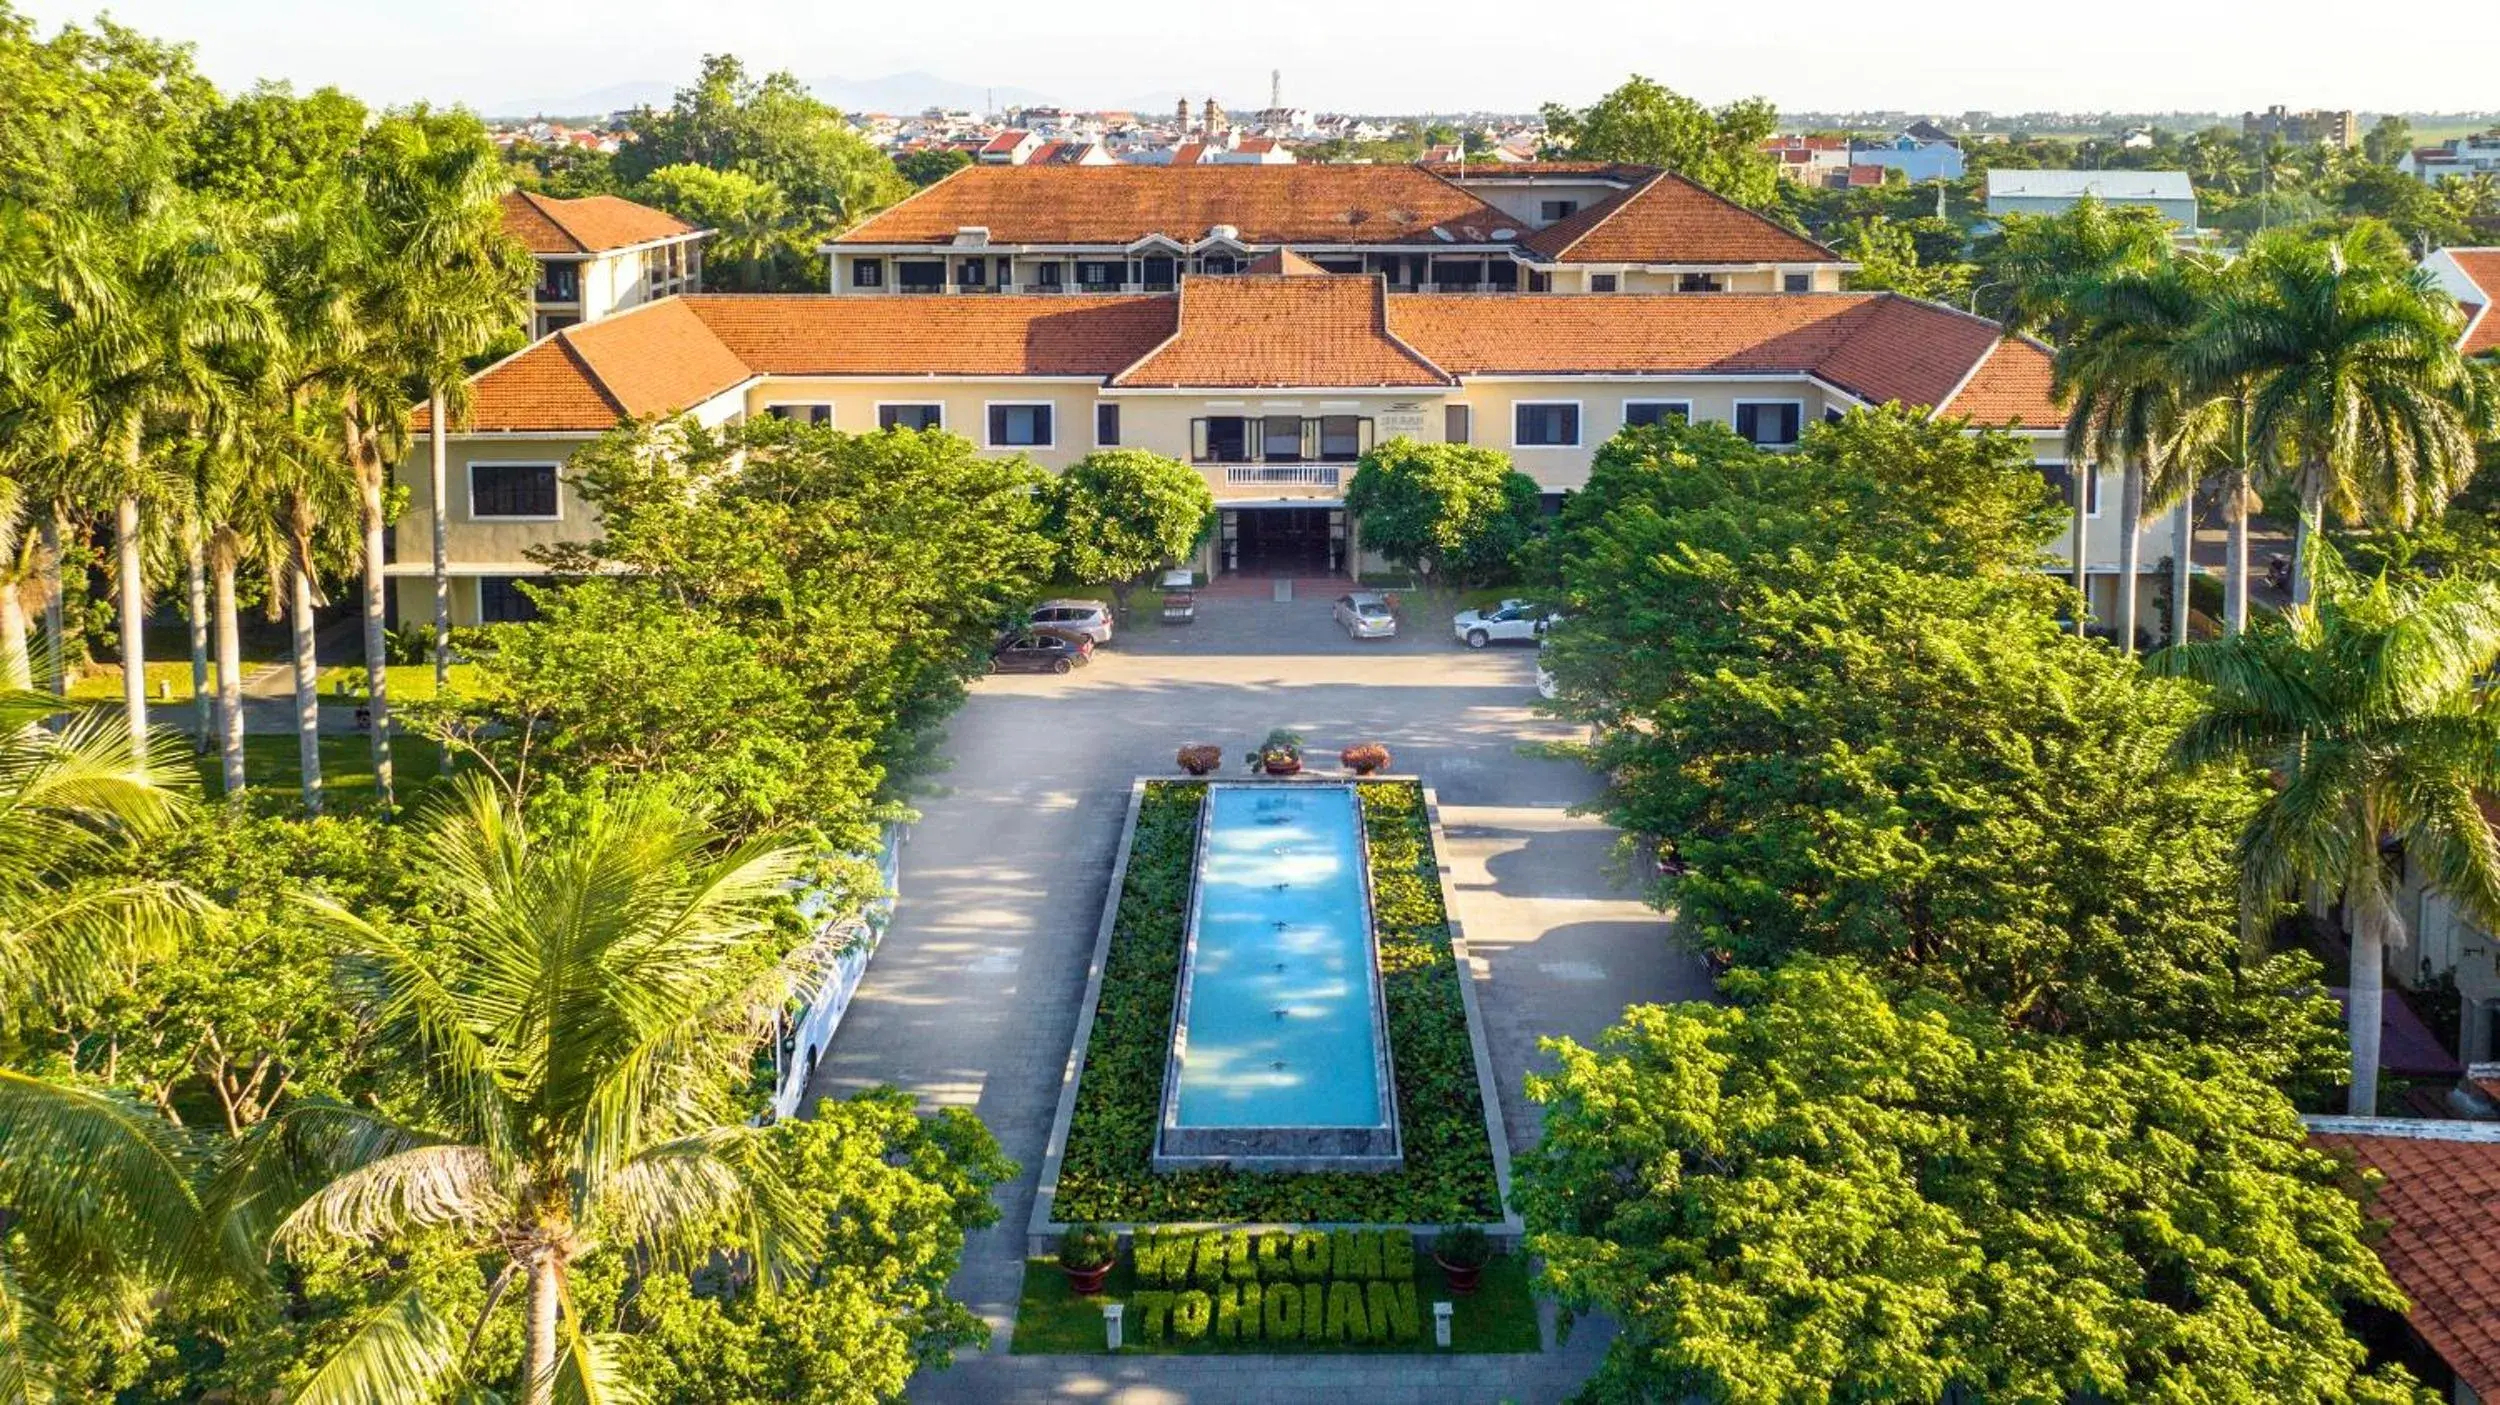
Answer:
(1453, 599, 1559, 649)
(1332, 591, 1398, 640)
(1027, 598, 1114, 645)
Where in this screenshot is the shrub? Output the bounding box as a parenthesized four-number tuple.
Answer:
(1176, 743, 1224, 776)
(1340, 742, 1391, 774)
(1058, 1222, 1117, 1272)
(1432, 1225, 1490, 1269)
(1171, 1289, 1213, 1341)
(1243, 728, 1303, 771)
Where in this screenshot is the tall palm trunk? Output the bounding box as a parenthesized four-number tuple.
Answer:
(40, 507, 64, 695)
(522, 1248, 562, 1405)
(2070, 471, 2090, 636)
(0, 576, 28, 691)
(352, 425, 394, 813)
(210, 535, 246, 795)
(2224, 465, 2251, 635)
(2170, 482, 2194, 647)
(185, 520, 212, 755)
(288, 535, 323, 815)
(2290, 467, 2325, 607)
(115, 492, 148, 748)
(430, 391, 451, 690)
(2116, 460, 2145, 654)
(2347, 901, 2388, 1117)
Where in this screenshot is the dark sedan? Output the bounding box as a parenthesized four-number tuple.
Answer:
(989, 631, 1093, 675)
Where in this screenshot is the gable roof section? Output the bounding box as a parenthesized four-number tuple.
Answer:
(1940, 336, 2062, 429)
(684, 294, 1171, 377)
(1113, 276, 1452, 388)
(835, 163, 1528, 246)
(2448, 249, 2500, 355)
(1814, 296, 2009, 411)
(1244, 248, 1328, 276)
(1520, 170, 1837, 266)
(2312, 1130, 2500, 1397)
(411, 336, 623, 433)
(564, 299, 754, 415)
(501, 190, 701, 256)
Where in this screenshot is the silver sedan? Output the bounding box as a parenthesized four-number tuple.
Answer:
(1332, 592, 1398, 640)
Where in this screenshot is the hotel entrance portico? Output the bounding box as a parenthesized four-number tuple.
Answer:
(1217, 503, 1348, 578)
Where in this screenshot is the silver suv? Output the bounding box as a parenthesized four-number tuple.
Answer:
(1026, 599, 1114, 645)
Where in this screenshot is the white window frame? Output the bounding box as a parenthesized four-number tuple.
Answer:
(465, 461, 563, 523)
(1732, 398, 1806, 449)
(1093, 401, 1121, 449)
(2041, 460, 2104, 519)
(1509, 399, 1583, 450)
(1622, 400, 1693, 431)
(875, 401, 946, 432)
(761, 401, 834, 426)
(984, 399, 1057, 450)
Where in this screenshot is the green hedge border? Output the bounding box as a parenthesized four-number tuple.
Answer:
(1050, 780, 1502, 1224)
(1010, 1253, 1541, 1355)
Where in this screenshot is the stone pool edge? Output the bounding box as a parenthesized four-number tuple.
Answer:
(1026, 775, 1524, 1256)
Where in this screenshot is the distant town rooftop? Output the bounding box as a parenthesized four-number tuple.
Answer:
(1983, 169, 2196, 202)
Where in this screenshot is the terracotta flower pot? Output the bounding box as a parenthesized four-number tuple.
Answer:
(1433, 1253, 1484, 1296)
(1063, 1260, 1112, 1296)
(1263, 756, 1302, 776)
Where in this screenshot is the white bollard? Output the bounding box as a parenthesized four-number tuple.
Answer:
(1103, 1301, 1124, 1351)
(1432, 1300, 1453, 1348)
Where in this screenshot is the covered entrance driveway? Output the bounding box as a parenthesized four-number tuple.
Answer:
(1218, 503, 1345, 577)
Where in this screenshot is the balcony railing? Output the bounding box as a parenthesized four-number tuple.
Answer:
(1220, 464, 1342, 488)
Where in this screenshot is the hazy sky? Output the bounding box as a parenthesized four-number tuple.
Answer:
(18, 0, 2496, 117)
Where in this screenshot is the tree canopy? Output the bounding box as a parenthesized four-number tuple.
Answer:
(1041, 449, 1214, 608)
(1517, 958, 2427, 1405)
(1539, 75, 1780, 209)
(1343, 438, 1542, 586)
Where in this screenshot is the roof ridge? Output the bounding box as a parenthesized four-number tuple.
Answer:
(1405, 158, 1531, 231)
(838, 161, 976, 243)
(1649, 170, 1840, 260)
(1106, 278, 1191, 386)
(511, 188, 590, 254)
(1531, 168, 1663, 260)
(1368, 275, 1457, 385)
(549, 322, 630, 418)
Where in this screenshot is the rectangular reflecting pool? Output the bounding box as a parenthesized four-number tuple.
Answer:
(1155, 783, 1402, 1173)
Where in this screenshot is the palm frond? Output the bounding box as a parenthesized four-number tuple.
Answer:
(288, 1283, 466, 1405)
(0, 1070, 203, 1287)
(273, 1143, 508, 1252)
(551, 1284, 650, 1405)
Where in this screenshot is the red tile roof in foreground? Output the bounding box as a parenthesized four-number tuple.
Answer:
(838, 162, 1528, 247)
(1519, 170, 1838, 266)
(2449, 249, 2500, 355)
(423, 284, 2063, 433)
(2312, 1130, 2500, 1397)
(1115, 277, 1452, 388)
(500, 190, 701, 256)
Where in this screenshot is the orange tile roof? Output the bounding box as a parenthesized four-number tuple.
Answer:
(1113, 276, 1451, 388)
(1942, 336, 2063, 429)
(2451, 250, 2500, 355)
(1243, 248, 1327, 276)
(1520, 171, 1837, 266)
(684, 294, 1171, 377)
(429, 285, 2042, 432)
(836, 163, 1529, 247)
(2313, 1131, 2500, 1396)
(501, 190, 701, 256)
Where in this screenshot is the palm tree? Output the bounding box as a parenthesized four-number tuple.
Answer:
(1994, 198, 2174, 634)
(2156, 548, 2500, 1115)
(2056, 257, 2211, 654)
(0, 478, 41, 690)
(215, 775, 819, 1402)
(0, 689, 204, 1398)
(2184, 228, 2496, 606)
(351, 112, 532, 697)
(33, 169, 266, 753)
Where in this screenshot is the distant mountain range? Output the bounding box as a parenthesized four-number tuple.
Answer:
(493, 71, 1062, 121)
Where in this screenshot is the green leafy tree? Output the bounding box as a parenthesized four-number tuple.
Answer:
(894, 147, 970, 188)
(1541, 414, 2342, 1075)
(215, 774, 819, 1404)
(1040, 449, 1213, 616)
(615, 55, 907, 289)
(1517, 958, 2428, 1405)
(1538, 76, 1780, 209)
(2155, 547, 2500, 1114)
(503, 138, 621, 197)
(1980, 196, 2173, 338)
(180, 83, 367, 204)
(639, 162, 791, 291)
(1344, 438, 1540, 587)
(587, 1089, 1012, 1404)
(1833, 214, 1974, 305)
(2363, 115, 2415, 168)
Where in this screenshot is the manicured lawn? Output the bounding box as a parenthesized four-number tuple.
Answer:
(196, 734, 447, 807)
(65, 661, 209, 704)
(1011, 1252, 1540, 1355)
(313, 663, 485, 705)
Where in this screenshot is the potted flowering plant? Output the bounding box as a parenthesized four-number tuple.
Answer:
(1340, 742, 1391, 775)
(1177, 744, 1224, 776)
(1058, 1222, 1119, 1296)
(1431, 1225, 1491, 1296)
(1244, 729, 1304, 776)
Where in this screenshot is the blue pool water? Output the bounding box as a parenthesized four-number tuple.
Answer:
(1172, 785, 1387, 1130)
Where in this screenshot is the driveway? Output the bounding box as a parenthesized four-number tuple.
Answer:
(805, 581, 1710, 1404)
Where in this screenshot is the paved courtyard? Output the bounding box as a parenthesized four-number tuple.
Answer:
(805, 582, 1711, 1404)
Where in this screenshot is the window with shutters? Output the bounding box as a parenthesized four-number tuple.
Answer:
(1623, 401, 1691, 430)
(1445, 404, 1472, 444)
(985, 402, 1054, 448)
(468, 463, 559, 520)
(1734, 401, 1803, 447)
(763, 403, 832, 425)
(1512, 402, 1580, 448)
(1095, 403, 1121, 446)
(878, 403, 943, 432)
